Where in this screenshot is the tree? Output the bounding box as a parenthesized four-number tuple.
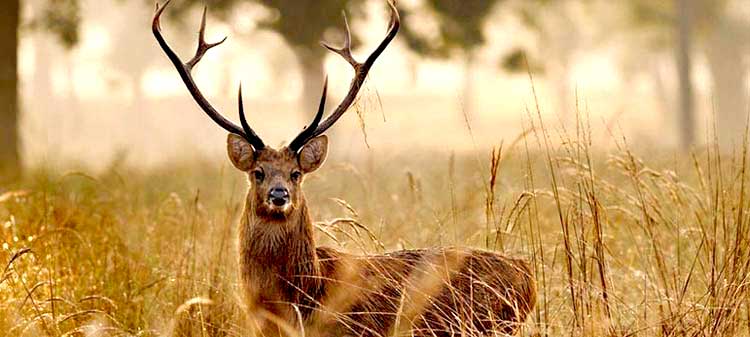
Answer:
(0, 0, 80, 182)
(164, 0, 368, 113)
(258, 0, 370, 112)
(500, 0, 588, 119)
(400, 0, 503, 116)
(0, 0, 20, 181)
(625, 0, 747, 149)
(675, 0, 695, 151)
(701, 2, 749, 148)
(504, 0, 747, 149)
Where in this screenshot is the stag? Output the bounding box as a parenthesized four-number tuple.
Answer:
(152, 1, 536, 336)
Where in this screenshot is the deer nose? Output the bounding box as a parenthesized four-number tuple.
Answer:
(268, 188, 290, 206)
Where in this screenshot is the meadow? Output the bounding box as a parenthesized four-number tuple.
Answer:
(2, 111, 750, 336)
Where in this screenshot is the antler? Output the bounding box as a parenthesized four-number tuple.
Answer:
(152, 0, 265, 150)
(288, 77, 328, 150)
(288, 0, 400, 152)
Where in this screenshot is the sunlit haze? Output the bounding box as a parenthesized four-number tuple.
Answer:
(12, 0, 749, 169)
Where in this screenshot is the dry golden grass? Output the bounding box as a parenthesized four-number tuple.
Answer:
(2, 109, 750, 336)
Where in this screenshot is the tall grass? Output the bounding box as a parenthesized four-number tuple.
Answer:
(1, 114, 749, 335)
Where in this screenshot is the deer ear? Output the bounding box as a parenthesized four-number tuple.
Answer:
(227, 134, 255, 171)
(298, 135, 328, 173)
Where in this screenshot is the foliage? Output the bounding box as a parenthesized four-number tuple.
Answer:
(401, 0, 502, 58)
(254, 0, 363, 52)
(609, 0, 741, 51)
(500, 48, 543, 74)
(627, 0, 729, 32)
(161, 0, 366, 56)
(27, 0, 81, 48)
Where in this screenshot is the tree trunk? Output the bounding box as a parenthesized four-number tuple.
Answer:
(296, 48, 328, 118)
(675, 0, 695, 151)
(0, 0, 20, 181)
(705, 18, 747, 150)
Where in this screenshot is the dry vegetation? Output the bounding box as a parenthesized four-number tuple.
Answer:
(2, 109, 750, 336)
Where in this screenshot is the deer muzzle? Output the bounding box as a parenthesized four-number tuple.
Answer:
(268, 187, 290, 207)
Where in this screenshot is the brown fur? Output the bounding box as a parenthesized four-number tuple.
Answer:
(151, 2, 533, 333)
(231, 137, 536, 337)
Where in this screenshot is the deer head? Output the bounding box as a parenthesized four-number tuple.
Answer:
(226, 132, 328, 219)
(152, 1, 399, 220)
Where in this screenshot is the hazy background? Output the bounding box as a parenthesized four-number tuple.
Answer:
(4, 2, 750, 335)
(2, 0, 749, 172)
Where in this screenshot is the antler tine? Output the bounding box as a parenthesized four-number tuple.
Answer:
(288, 77, 328, 152)
(307, 0, 400, 140)
(238, 85, 265, 149)
(321, 12, 357, 67)
(364, 0, 400, 69)
(186, 7, 227, 70)
(152, 1, 265, 150)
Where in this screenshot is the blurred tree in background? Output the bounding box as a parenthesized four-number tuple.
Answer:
(28, 0, 81, 47)
(163, 0, 368, 113)
(1, 0, 80, 182)
(400, 1, 499, 57)
(495, 0, 748, 149)
(400, 0, 503, 116)
(3, 0, 749, 180)
(252, 0, 365, 111)
(624, 0, 749, 148)
(501, 0, 590, 118)
(0, 0, 20, 181)
(3, 0, 371, 181)
(675, 0, 695, 151)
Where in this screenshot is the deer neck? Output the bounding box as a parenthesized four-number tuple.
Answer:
(239, 192, 321, 286)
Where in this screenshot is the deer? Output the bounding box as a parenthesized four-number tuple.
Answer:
(152, 1, 536, 336)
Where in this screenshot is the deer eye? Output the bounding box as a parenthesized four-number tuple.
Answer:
(291, 171, 302, 183)
(252, 170, 265, 182)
